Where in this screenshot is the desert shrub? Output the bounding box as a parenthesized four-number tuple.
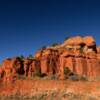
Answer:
(18, 55, 24, 61)
(34, 69, 41, 77)
(64, 67, 71, 75)
(41, 46, 46, 50)
(51, 43, 58, 47)
(93, 76, 100, 81)
(17, 75, 28, 80)
(64, 36, 69, 41)
(69, 74, 88, 81)
(80, 76, 88, 81)
(50, 74, 58, 80)
(28, 54, 33, 59)
(63, 67, 72, 79)
(40, 73, 47, 77)
(69, 74, 79, 81)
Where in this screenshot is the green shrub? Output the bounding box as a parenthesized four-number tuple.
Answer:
(80, 76, 88, 81)
(69, 74, 79, 81)
(64, 67, 71, 75)
(17, 75, 28, 80)
(18, 55, 24, 61)
(28, 54, 33, 59)
(41, 46, 46, 50)
(92, 76, 100, 81)
(69, 74, 88, 81)
(35, 69, 41, 77)
(64, 36, 69, 41)
(63, 67, 71, 79)
(50, 74, 58, 80)
(51, 43, 58, 47)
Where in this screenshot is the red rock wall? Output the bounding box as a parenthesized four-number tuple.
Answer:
(0, 36, 100, 82)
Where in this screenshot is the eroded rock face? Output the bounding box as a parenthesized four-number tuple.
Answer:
(39, 49, 60, 75)
(0, 36, 100, 82)
(28, 59, 41, 77)
(1, 57, 24, 82)
(24, 58, 32, 77)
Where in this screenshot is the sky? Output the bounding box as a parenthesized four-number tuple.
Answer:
(0, 0, 100, 62)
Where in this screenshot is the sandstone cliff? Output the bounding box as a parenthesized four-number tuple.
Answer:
(0, 36, 100, 82)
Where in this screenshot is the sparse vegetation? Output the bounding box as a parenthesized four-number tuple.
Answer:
(35, 69, 41, 77)
(93, 76, 100, 81)
(50, 74, 58, 80)
(28, 54, 33, 59)
(64, 36, 69, 41)
(0, 90, 98, 100)
(41, 46, 46, 50)
(80, 76, 88, 81)
(63, 67, 72, 79)
(18, 55, 24, 61)
(51, 43, 58, 47)
(17, 75, 28, 80)
(68, 73, 89, 81)
(64, 67, 71, 75)
(69, 74, 79, 81)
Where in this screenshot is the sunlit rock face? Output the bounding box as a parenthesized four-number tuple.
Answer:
(0, 36, 100, 82)
(1, 57, 24, 82)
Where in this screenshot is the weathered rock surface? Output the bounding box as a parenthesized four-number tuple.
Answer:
(0, 36, 100, 82)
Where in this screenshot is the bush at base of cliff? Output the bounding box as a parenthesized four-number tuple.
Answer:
(51, 43, 59, 47)
(64, 67, 71, 75)
(92, 76, 100, 81)
(64, 67, 72, 79)
(80, 76, 88, 81)
(34, 70, 42, 77)
(50, 74, 59, 80)
(18, 55, 24, 61)
(68, 74, 79, 81)
(68, 74, 88, 81)
(17, 75, 28, 80)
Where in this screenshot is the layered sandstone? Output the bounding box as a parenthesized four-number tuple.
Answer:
(0, 36, 100, 82)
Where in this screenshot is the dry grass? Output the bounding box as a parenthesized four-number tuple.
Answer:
(0, 80, 100, 100)
(0, 89, 99, 100)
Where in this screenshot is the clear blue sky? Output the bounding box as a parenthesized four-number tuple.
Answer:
(0, 0, 100, 62)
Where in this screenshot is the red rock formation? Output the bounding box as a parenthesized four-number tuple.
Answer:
(1, 57, 24, 82)
(28, 59, 41, 77)
(24, 58, 32, 77)
(39, 49, 60, 75)
(0, 36, 100, 82)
